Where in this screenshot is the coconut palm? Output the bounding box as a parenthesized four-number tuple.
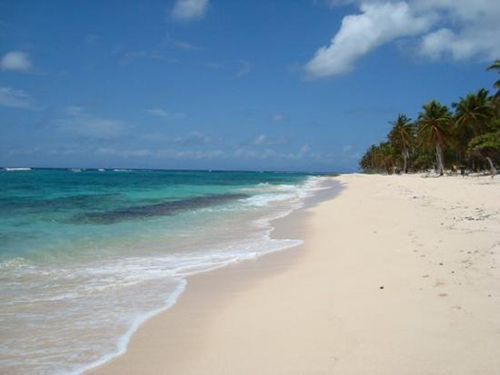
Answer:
(374, 142, 395, 174)
(488, 60, 500, 115)
(487, 60, 500, 95)
(452, 88, 493, 165)
(359, 145, 378, 172)
(359, 63, 500, 175)
(359, 142, 396, 174)
(417, 101, 453, 175)
(388, 114, 414, 173)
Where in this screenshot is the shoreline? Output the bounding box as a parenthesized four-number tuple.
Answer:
(88, 174, 500, 374)
(80, 176, 338, 374)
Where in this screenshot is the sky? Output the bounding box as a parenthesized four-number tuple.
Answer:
(1, 0, 499, 172)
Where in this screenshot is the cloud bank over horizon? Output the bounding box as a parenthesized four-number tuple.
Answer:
(1, 1, 497, 172)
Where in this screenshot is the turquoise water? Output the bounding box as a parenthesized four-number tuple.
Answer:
(0, 168, 326, 374)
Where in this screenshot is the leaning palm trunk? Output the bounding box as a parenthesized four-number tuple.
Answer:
(485, 157, 497, 178)
(435, 142, 445, 175)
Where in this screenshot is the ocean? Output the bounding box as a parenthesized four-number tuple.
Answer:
(0, 168, 330, 374)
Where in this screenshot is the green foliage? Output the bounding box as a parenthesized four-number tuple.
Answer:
(468, 131, 500, 161)
(359, 142, 396, 174)
(417, 101, 453, 150)
(488, 60, 500, 115)
(453, 89, 492, 137)
(388, 114, 414, 172)
(416, 101, 453, 174)
(359, 61, 500, 174)
(488, 60, 500, 93)
(452, 89, 493, 163)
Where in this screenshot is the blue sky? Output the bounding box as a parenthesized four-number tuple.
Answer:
(1, 0, 499, 172)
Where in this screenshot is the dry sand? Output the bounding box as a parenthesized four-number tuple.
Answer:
(89, 174, 500, 375)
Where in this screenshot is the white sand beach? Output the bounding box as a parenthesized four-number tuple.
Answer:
(89, 174, 500, 375)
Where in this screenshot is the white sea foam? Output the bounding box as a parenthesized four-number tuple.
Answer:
(69, 279, 187, 375)
(0, 175, 335, 375)
(3, 167, 32, 171)
(68, 189, 310, 373)
(79, 177, 329, 374)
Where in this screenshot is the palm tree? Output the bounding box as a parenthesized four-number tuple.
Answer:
(388, 114, 414, 173)
(359, 145, 378, 172)
(417, 101, 453, 175)
(488, 60, 500, 116)
(373, 142, 395, 174)
(359, 142, 395, 174)
(487, 60, 500, 96)
(452, 88, 492, 165)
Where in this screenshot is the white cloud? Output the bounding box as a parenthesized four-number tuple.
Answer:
(164, 33, 199, 50)
(252, 135, 269, 146)
(298, 144, 311, 158)
(141, 131, 210, 145)
(272, 114, 285, 122)
(156, 148, 224, 159)
(1, 51, 32, 72)
(170, 0, 209, 21)
(119, 51, 148, 65)
(146, 108, 186, 120)
(173, 40, 197, 50)
(235, 60, 254, 78)
(416, 0, 500, 61)
(342, 145, 353, 153)
(251, 134, 287, 146)
(60, 106, 127, 139)
(305, 0, 500, 79)
(234, 144, 325, 162)
(146, 108, 168, 117)
(118, 50, 179, 65)
(95, 147, 152, 157)
(325, 0, 358, 7)
(411, 0, 500, 22)
(306, 2, 433, 79)
(418, 1, 500, 61)
(173, 131, 211, 145)
(0, 87, 37, 109)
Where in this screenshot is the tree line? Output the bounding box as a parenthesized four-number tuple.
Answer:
(359, 61, 500, 177)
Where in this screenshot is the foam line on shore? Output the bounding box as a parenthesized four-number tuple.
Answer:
(72, 176, 336, 375)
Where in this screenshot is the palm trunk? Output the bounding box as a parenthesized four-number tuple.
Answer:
(485, 157, 497, 178)
(402, 148, 408, 174)
(435, 142, 444, 176)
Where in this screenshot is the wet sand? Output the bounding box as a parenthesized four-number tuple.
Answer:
(89, 174, 500, 375)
